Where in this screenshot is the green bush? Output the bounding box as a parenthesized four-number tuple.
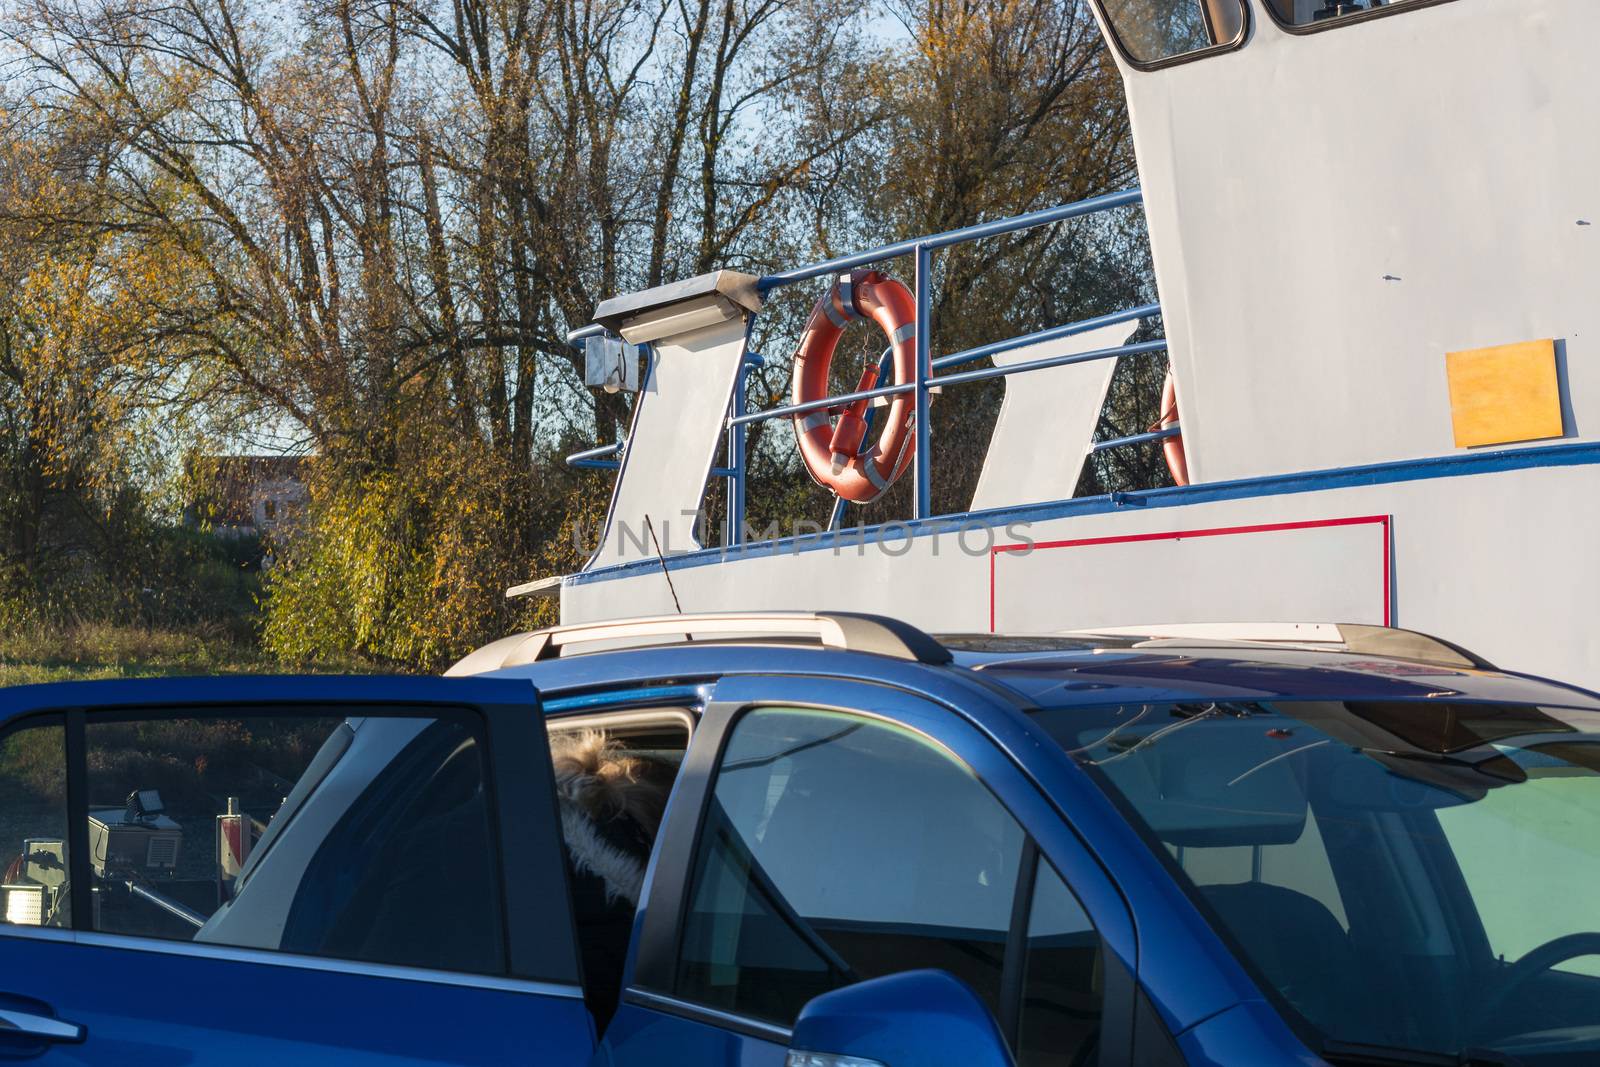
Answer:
(262, 440, 547, 671)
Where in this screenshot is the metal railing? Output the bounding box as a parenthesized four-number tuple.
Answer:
(566, 186, 1166, 548)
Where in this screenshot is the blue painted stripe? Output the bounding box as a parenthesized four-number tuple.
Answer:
(566, 439, 1600, 587)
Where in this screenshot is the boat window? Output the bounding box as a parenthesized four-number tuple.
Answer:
(1266, 0, 1436, 29)
(1096, 0, 1245, 65)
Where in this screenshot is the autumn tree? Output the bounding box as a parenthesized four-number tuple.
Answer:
(0, 89, 255, 627)
(2, 0, 1159, 666)
(1, 0, 891, 664)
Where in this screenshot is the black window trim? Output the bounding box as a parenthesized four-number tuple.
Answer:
(1003, 845, 1136, 1064)
(1092, 0, 1252, 73)
(624, 987, 794, 1045)
(64, 709, 90, 932)
(997, 837, 1042, 1044)
(1261, 0, 1463, 37)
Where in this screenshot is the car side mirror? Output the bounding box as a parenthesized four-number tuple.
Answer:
(785, 970, 1014, 1067)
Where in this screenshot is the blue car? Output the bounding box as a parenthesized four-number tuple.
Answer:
(0, 613, 1596, 1066)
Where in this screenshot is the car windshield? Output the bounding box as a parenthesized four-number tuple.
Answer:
(1030, 697, 1600, 1064)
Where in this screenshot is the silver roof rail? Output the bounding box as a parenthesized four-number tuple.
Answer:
(1065, 623, 1495, 671)
(447, 612, 951, 675)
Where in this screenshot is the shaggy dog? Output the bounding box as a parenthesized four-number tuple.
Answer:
(549, 730, 673, 1027)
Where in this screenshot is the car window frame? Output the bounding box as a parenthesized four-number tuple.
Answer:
(0, 678, 583, 993)
(628, 672, 1138, 1058)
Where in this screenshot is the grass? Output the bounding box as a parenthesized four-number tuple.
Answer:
(0, 622, 374, 687)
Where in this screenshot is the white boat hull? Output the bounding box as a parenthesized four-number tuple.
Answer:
(560, 444, 1600, 689)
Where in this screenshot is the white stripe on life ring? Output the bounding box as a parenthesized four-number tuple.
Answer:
(837, 274, 856, 319)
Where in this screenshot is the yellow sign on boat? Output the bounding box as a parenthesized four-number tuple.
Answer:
(1445, 339, 1564, 449)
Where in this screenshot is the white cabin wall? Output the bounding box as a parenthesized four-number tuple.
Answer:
(1119, 0, 1600, 482)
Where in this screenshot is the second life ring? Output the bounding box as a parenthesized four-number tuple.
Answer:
(1157, 369, 1189, 486)
(792, 269, 919, 503)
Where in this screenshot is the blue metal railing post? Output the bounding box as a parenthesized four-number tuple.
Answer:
(913, 244, 933, 519)
(726, 349, 752, 547)
(567, 438, 631, 471)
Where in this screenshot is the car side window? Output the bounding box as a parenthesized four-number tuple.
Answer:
(82, 710, 505, 975)
(1018, 860, 1105, 1067)
(674, 706, 1026, 1026)
(0, 717, 71, 929)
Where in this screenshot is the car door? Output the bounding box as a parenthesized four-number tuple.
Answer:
(599, 673, 1137, 1067)
(0, 675, 593, 1066)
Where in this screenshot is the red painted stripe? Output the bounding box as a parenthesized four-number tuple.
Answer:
(989, 514, 1393, 632)
(1381, 516, 1392, 627)
(988, 546, 997, 633)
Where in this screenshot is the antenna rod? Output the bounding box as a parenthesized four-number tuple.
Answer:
(643, 514, 686, 616)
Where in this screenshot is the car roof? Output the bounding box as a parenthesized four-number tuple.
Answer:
(945, 639, 1600, 709)
(461, 613, 1599, 714)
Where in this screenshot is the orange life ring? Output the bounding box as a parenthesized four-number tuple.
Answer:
(792, 269, 919, 503)
(1158, 369, 1189, 486)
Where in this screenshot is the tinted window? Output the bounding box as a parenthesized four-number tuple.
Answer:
(1018, 861, 1105, 1067)
(676, 706, 1025, 1025)
(1165, 806, 1349, 930)
(0, 718, 70, 929)
(1029, 698, 1600, 1062)
(280, 719, 502, 973)
(1098, 0, 1244, 64)
(1439, 770, 1600, 977)
(83, 711, 504, 975)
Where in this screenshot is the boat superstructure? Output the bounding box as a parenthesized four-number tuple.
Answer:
(526, 0, 1600, 688)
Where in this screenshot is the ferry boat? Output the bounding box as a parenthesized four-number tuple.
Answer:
(521, 0, 1600, 688)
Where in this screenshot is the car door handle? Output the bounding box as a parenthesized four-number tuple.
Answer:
(0, 1008, 84, 1043)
